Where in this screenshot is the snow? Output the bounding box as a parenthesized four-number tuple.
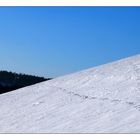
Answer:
(0, 54, 140, 133)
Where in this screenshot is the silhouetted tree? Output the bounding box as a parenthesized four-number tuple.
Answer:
(0, 71, 51, 94)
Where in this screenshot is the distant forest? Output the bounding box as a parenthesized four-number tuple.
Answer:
(0, 71, 51, 94)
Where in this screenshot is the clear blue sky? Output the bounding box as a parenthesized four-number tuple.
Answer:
(0, 7, 140, 77)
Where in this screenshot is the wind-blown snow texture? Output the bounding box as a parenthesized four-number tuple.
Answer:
(1, 54, 140, 133)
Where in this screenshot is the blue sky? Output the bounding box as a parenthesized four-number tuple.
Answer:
(0, 7, 140, 77)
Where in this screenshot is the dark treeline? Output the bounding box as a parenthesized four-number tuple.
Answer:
(0, 71, 52, 94)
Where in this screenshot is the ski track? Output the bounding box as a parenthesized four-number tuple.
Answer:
(51, 86, 140, 112)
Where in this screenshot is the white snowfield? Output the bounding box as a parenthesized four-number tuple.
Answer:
(1, 54, 140, 133)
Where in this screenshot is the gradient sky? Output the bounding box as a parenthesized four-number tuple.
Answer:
(0, 7, 140, 77)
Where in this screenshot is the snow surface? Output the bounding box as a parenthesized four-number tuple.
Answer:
(1, 54, 140, 133)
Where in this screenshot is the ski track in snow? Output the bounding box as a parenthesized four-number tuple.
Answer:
(52, 86, 140, 112)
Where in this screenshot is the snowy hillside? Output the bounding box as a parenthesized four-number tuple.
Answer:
(1, 54, 140, 133)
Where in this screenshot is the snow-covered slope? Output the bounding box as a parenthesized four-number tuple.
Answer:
(1, 54, 140, 133)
